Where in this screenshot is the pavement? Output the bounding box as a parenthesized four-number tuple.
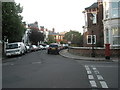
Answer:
(59, 49, 119, 62)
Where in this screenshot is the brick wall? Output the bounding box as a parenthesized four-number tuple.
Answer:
(68, 47, 120, 58)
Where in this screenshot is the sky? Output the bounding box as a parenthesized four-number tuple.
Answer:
(15, 0, 97, 33)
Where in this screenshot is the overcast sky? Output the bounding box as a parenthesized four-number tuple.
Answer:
(15, 0, 97, 33)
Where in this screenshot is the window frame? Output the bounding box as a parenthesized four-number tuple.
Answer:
(87, 35, 96, 44)
(112, 27, 120, 46)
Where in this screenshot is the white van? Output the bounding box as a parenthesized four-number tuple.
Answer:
(6, 42, 26, 56)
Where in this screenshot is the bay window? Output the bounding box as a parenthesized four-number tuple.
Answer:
(112, 27, 120, 45)
(111, 2, 119, 18)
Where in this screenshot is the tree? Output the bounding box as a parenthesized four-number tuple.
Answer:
(29, 29, 45, 45)
(2, 2, 24, 42)
(47, 35, 56, 44)
(64, 30, 83, 46)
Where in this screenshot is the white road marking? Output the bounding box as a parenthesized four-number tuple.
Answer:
(88, 75, 94, 79)
(87, 70, 92, 74)
(94, 70, 100, 75)
(85, 65, 90, 71)
(92, 67, 97, 70)
(92, 66, 100, 74)
(85, 65, 89, 68)
(85, 65, 109, 88)
(100, 81, 108, 88)
(97, 75, 104, 80)
(89, 80, 97, 87)
(85, 67, 90, 71)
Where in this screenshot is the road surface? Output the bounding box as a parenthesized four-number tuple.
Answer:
(2, 50, 118, 89)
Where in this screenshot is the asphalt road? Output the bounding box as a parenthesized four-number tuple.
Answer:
(2, 50, 118, 89)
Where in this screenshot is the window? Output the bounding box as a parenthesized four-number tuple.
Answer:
(111, 2, 119, 18)
(6, 44, 18, 49)
(92, 13, 97, 24)
(112, 27, 119, 36)
(112, 27, 120, 45)
(54, 36, 56, 39)
(106, 28, 109, 43)
(113, 37, 120, 45)
(112, 2, 118, 8)
(87, 35, 96, 44)
(88, 36, 91, 44)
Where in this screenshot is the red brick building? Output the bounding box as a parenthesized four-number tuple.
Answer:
(48, 28, 66, 44)
(82, 1, 104, 47)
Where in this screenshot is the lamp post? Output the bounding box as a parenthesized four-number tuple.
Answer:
(90, 13, 95, 57)
(3, 36, 7, 57)
(91, 30, 95, 57)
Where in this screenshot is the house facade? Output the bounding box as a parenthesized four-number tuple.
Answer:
(103, 0, 120, 48)
(48, 28, 64, 44)
(22, 22, 40, 45)
(83, 1, 104, 47)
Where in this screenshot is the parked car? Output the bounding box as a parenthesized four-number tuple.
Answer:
(63, 44, 69, 49)
(38, 44, 48, 50)
(46, 45, 49, 49)
(39, 45, 45, 50)
(30, 45, 39, 52)
(47, 43, 61, 54)
(6, 42, 26, 56)
(42, 44, 47, 50)
(25, 45, 31, 53)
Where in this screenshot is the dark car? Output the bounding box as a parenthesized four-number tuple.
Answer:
(47, 43, 61, 54)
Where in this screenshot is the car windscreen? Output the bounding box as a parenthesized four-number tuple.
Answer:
(6, 44, 18, 49)
(49, 45, 58, 48)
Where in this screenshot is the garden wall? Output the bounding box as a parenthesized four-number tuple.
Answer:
(68, 47, 120, 58)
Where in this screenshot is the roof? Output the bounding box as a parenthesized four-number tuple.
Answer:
(85, 2, 98, 10)
(49, 31, 60, 35)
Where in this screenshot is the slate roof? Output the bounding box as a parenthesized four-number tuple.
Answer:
(85, 2, 98, 10)
(49, 31, 60, 35)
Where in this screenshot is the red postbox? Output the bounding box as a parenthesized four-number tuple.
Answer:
(105, 44, 110, 59)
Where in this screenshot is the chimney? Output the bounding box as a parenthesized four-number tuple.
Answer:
(97, 0, 103, 5)
(52, 28, 55, 32)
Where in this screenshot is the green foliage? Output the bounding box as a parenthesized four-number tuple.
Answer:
(47, 35, 56, 44)
(64, 30, 83, 46)
(60, 41, 64, 44)
(29, 29, 45, 45)
(2, 2, 24, 42)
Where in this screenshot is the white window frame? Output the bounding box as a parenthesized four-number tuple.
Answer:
(87, 35, 96, 44)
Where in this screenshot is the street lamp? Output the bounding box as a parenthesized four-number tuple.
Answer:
(90, 13, 95, 57)
(3, 36, 7, 57)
